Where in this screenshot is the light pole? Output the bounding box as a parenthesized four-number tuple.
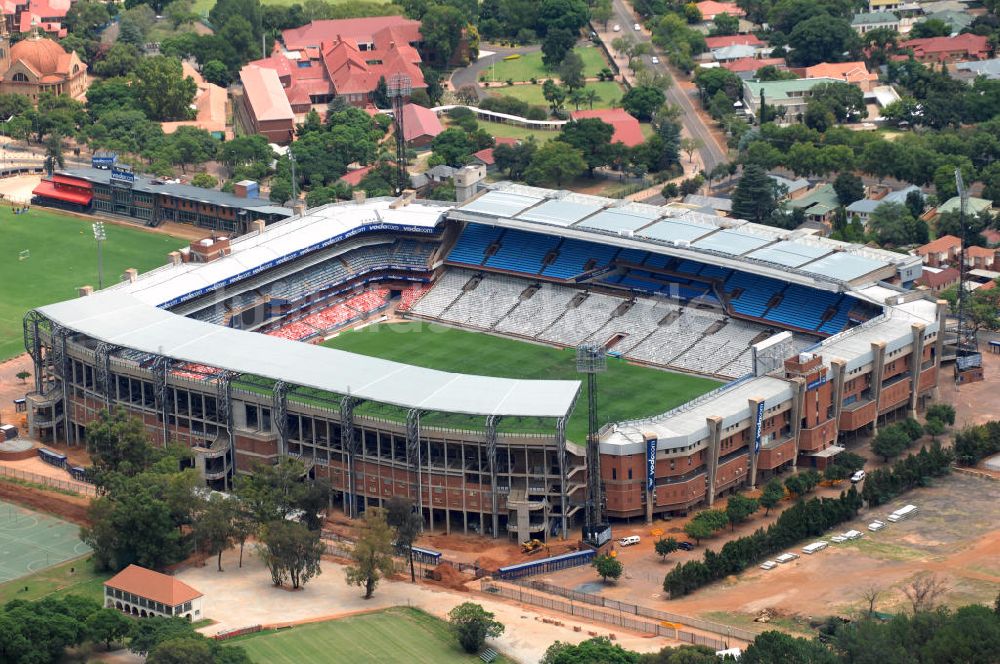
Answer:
(92, 222, 106, 290)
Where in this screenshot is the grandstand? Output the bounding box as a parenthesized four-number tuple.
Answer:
(21, 184, 944, 538)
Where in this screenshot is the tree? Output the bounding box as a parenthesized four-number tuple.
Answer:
(345, 508, 396, 598)
(725, 494, 759, 529)
(679, 137, 702, 164)
(146, 638, 214, 664)
(201, 60, 231, 87)
(560, 118, 614, 177)
(655, 537, 679, 561)
(67, 0, 111, 38)
(811, 82, 867, 123)
(191, 173, 218, 189)
(168, 126, 217, 173)
(193, 494, 235, 572)
(872, 426, 910, 462)
(740, 630, 839, 664)
(43, 133, 65, 176)
(683, 519, 713, 545)
(129, 56, 197, 122)
(593, 553, 624, 582)
(902, 573, 949, 614)
(448, 602, 505, 654)
(868, 202, 923, 247)
(924, 418, 945, 441)
(833, 172, 864, 206)
(592, 0, 613, 28)
(787, 16, 860, 67)
(93, 43, 141, 78)
(524, 140, 586, 186)
(732, 163, 781, 225)
(542, 79, 567, 112)
(711, 12, 739, 35)
(558, 51, 585, 90)
(622, 85, 667, 121)
(385, 496, 423, 583)
(861, 585, 883, 619)
(258, 520, 324, 589)
(422, 5, 466, 66)
(543, 27, 577, 68)
(759, 478, 785, 516)
(542, 637, 640, 664)
(926, 403, 955, 426)
(537, 0, 589, 35)
(86, 608, 132, 650)
(15, 370, 30, 384)
(493, 139, 537, 180)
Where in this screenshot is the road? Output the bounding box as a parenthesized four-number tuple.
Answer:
(604, 0, 727, 172)
(449, 44, 541, 100)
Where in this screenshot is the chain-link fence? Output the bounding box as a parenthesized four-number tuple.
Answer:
(0, 465, 97, 497)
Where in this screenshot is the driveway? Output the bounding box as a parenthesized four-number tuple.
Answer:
(450, 44, 541, 99)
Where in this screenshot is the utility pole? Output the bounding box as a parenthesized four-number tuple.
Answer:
(92, 222, 106, 290)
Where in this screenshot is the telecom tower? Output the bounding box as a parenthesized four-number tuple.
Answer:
(953, 169, 984, 383)
(577, 344, 610, 547)
(387, 74, 411, 195)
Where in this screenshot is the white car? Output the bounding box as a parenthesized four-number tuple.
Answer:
(651, 56, 659, 64)
(850, 470, 866, 483)
(633, 23, 641, 30)
(618, 535, 640, 547)
(613, 24, 621, 32)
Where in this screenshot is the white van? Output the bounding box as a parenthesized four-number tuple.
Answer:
(850, 470, 866, 483)
(618, 535, 640, 547)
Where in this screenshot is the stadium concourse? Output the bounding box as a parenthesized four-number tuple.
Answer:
(21, 184, 944, 542)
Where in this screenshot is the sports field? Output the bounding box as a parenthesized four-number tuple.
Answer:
(232, 607, 509, 664)
(0, 208, 188, 361)
(323, 322, 720, 443)
(0, 499, 91, 583)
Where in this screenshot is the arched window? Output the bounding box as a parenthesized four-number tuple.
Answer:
(12, 72, 28, 82)
(72, 64, 79, 74)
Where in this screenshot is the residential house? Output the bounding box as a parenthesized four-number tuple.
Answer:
(743, 77, 844, 123)
(915, 266, 960, 292)
(981, 228, 1000, 247)
(470, 137, 518, 171)
(236, 65, 295, 144)
(694, 1, 744, 20)
(851, 12, 900, 34)
(845, 184, 921, 224)
(802, 61, 879, 92)
(104, 565, 204, 620)
(2, 0, 70, 38)
(703, 34, 763, 50)
(769, 174, 810, 201)
(788, 183, 840, 227)
(162, 62, 229, 139)
(965, 246, 999, 271)
(339, 164, 375, 187)
(935, 195, 995, 219)
(921, 10, 973, 34)
(915, 235, 961, 267)
(722, 57, 787, 78)
(711, 44, 762, 63)
(401, 103, 443, 147)
(955, 58, 1000, 81)
(899, 34, 991, 64)
(570, 108, 644, 147)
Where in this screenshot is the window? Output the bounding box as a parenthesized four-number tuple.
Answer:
(12, 72, 28, 82)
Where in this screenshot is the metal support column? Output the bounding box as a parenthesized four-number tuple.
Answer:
(22, 312, 44, 394)
(50, 325, 72, 445)
(341, 396, 359, 518)
(272, 381, 289, 458)
(555, 416, 568, 539)
(152, 356, 173, 446)
(217, 371, 238, 490)
(406, 409, 424, 528)
(94, 342, 115, 408)
(485, 415, 501, 539)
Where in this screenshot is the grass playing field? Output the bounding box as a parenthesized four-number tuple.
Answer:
(485, 46, 609, 83)
(323, 322, 719, 443)
(231, 607, 510, 664)
(484, 81, 625, 110)
(0, 208, 188, 361)
(0, 556, 108, 605)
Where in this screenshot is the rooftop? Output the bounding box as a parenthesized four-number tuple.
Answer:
(401, 103, 444, 142)
(936, 196, 993, 216)
(239, 65, 295, 122)
(105, 565, 202, 607)
(569, 108, 644, 147)
(955, 58, 1000, 79)
(916, 235, 961, 255)
(852, 11, 899, 24)
(744, 77, 844, 102)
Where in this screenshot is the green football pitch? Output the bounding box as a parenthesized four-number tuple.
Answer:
(0, 500, 91, 583)
(0, 208, 188, 361)
(231, 607, 511, 664)
(323, 322, 720, 443)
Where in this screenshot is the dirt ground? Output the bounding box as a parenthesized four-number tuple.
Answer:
(0, 479, 90, 525)
(0, 174, 41, 203)
(180, 547, 683, 664)
(541, 472, 999, 630)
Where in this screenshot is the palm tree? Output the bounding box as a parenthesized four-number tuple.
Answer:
(583, 89, 600, 109)
(43, 133, 65, 176)
(569, 89, 586, 111)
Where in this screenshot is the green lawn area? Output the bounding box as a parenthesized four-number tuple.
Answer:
(485, 81, 625, 110)
(231, 607, 510, 664)
(0, 557, 109, 605)
(0, 208, 187, 361)
(193, 0, 335, 14)
(485, 46, 609, 83)
(323, 322, 719, 443)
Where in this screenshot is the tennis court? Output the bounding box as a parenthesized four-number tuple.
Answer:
(0, 499, 91, 582)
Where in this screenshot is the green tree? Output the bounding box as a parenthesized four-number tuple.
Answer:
(542, 78, 568, 112)
(385, 496, 423, 583)
(872, 426, 910, 462)
(560, 118, 614, 177)
(129, 56, 198, 122)
(168, 126, 217, 172)
(146, 638, 213, 664)
(524, 140, 586, 186)
(448, 602, 505, 654)
(421, 5, 466, 65)
(558, 51, 585, 90)
(259, 520, 324, 589)
(924, 418, 945, 441)
(655, 537, 679, 560)
(741, 630, 839, 664)
(43, 133, 65, 176)
(725, 494, 760, 530)
(621, 85, 667, 121)
(345, 508, 396, 598)
(593, 553, 624, 582)
(431, 127, 474, 167)
(680, 137, 702, 164)
(868, 201, 922, 247)
(201, 60, 231, 87)
(759, 478, 784, 516)
(711, 12, 739, 35)
(93, 43, 141, 78)
(191, 173, 218, 189)
(833, 172, 864, 205)
(543, 27, 577, 68)
(683, 519, 713, 545)
(66, 0, 111, 38)
(193, 493, 235, 572)
(926, 403, 955, 426)
(542, 637, 640, 664)
(787, 16, 860, 67)
(86, 608, 132, 650)
(732, 163, 782, 225)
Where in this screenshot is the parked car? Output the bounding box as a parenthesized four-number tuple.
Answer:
(651, 56, 659, 64)
(850, 470, 866, 483)
(677, 541, 695, 551)
(618, 535, 640, 547)
(633, 23, 641, 30)
(613, 24, 621, 31)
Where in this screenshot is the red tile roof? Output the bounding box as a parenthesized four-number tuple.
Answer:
(239, 65, 295, 122)
(722, 57, 786, 73)
(401, 103, 443, 142)
(966, 246, 996, 259)
(282, 16, 421, 52)
(695, 1, 744, 19)
(981, 229, 1000, 247)
(570, 108, 645, 147)
(916, 235, 961, 256)
(900, 34, 990, 61)
(105, 565, 202, 607)
(32, 180, 92, 205)
(472, 147, 496, 165)
(339, 164, 375, 187)
(704, 34, 763, 50)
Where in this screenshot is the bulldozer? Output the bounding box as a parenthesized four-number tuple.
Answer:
(520, 539, 543, 555)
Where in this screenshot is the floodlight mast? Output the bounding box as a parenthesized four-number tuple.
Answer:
(387, 74, 412, 195)
(92, 222, 106, 290)
(577, 344, 608, 545)
(953, 169, 982, 383)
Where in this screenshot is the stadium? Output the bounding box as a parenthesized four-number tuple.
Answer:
(22, 180, 944, 543)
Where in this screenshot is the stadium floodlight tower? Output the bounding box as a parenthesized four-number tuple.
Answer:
(953, 169, 983, 384)
(577, 343, 610, 547)
(387, 73, 411, 195)
(92, 222, 106, 290)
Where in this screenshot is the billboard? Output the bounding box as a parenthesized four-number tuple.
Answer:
(110, 166, 135, 185)
(646, 437, 657, 491)
(753, 401, 765, 455)
(92, 153, 117, 169)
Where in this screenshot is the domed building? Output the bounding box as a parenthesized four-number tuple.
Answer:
(0, 32, 87, 102)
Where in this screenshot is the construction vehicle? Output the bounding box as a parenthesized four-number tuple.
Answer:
(521, 539, 543, 554)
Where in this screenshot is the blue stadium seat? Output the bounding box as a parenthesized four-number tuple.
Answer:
(447, 224, 504, 265)
(484, 228, 562, 274)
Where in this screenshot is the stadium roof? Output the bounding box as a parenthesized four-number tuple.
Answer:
(38, 291, 581, 419)
(448, 183, 919, 288)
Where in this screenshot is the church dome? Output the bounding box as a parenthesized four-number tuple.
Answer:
(10, 36, 67, 76)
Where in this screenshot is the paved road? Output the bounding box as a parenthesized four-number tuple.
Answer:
(605, 0, 727, 172)
(449, 44, 542, 99)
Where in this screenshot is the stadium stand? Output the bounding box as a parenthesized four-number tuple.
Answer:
(397, 283, 433, 312)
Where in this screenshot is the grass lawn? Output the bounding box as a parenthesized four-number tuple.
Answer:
(485, 81, 624, 110)
(485, 46, 609, 83)
(231, 607, 510, 664)
(0, 557, 109, 605)
(0, 208, 187, 361)
(193, 0, 337, 14)
(323, 322, 719, 443)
